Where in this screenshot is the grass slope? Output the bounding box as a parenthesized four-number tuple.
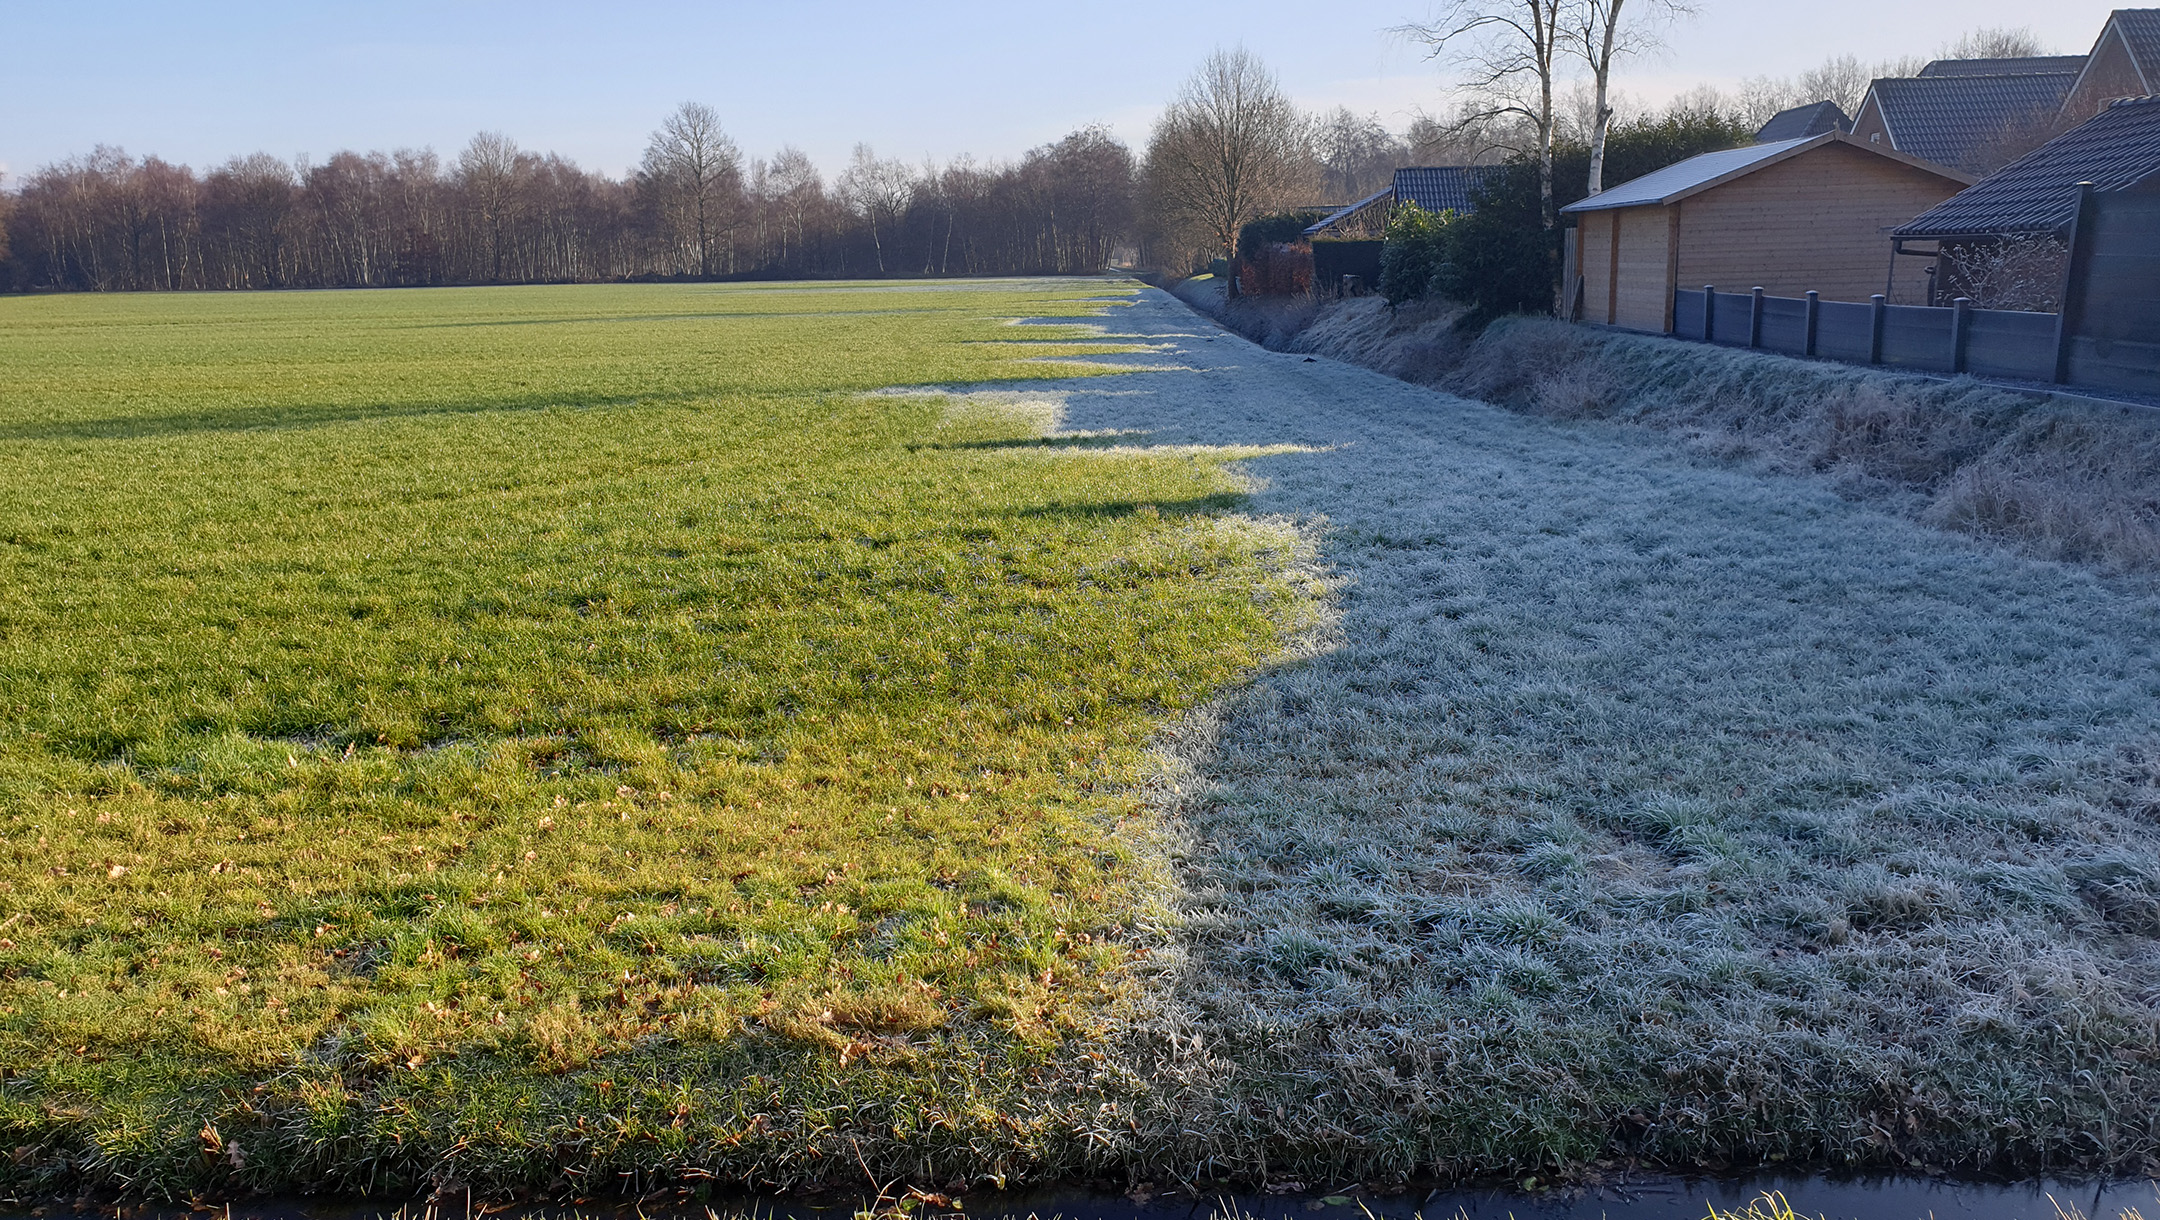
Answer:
(1050, 292, 2160, 1182)
(0, 283, 1311, 1197)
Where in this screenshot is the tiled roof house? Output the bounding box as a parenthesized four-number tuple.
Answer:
(1850, 68, 2078, 174)
(1893, 95, 2160, 239)
(1302, 166, 1503, 240)
(2062, 9, 2160, 121)
(1754, 101, 1853, 142)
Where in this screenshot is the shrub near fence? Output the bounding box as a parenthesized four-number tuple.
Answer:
(1671, 286, 2063, 383)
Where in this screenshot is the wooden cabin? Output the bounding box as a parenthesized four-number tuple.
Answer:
(1560, 133, 1973, 332)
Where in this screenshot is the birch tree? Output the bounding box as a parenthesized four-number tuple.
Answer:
(767, 147, 823, 268)
(837, 145, 914, 274)
(1569, 0, 1690, 196)
(1401, 0, 1565, 228)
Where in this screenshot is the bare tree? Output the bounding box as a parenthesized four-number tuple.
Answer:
(2, 124, 1142, 290)
(1942, 26, 2052, 59)
(1143, 47, 1312, 265)
(1401, 0, 1566, 228)
(1316, 107, 1410, 200)
(837, 144, 914, 274)
(1568, 0, 1690, 196)
(1027, 127, 1138, 272)
(1405, 107, 1514, 164)
(1799, 55, 1884, 117)
(202, 153, 298, 288)
(767, 147, 823, 269)
(1736, 52, 1929, 130)
(457, 132, 524, 281)
(642, 102, 743, 277)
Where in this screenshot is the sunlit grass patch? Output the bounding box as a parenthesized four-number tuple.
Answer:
(0, 280, 1314, 1195)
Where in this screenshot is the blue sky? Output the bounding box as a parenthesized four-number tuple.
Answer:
(0, 0, 2129, 185)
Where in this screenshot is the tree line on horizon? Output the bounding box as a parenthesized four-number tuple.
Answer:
(0, 93, 1508, 294)
(0, 112, 1146, 292)
(0, 18, 2051, 295)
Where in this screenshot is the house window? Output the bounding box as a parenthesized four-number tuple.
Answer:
(1870, 132, 1881, 143)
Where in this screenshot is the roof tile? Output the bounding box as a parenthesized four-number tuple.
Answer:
(1755, 101, 1852, 142)
(1893, 95, 2160, 237)
(1918, 56, 2087, 77)
(1392, 166, 1501, 214)
(2112, 9, 2160, 77)
(1867, 72, 2076, 173)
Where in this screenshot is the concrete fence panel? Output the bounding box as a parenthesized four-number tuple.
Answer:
(1965, 309, 2059, 381)
(1673, 289, 1707, 341)
(1758, 295, 1811, 353)
(1880, 304, 1957, 373)
(1664, 287, 2072, 386)
(1813, 300, 1877, 364)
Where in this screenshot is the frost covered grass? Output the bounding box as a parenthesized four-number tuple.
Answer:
(1286, 296, 2160, 570)
(0, 281, 1318, 1198)
(1068, 292, 2160, 1181)
(10, 277, 2160, 1199)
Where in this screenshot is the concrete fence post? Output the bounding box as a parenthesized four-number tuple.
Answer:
(1703, 286, 1716, 343)
(1804, 291, 1821, 358)
(2053, 181, 2098, 385)
(1951, 297, 1972, 374)
(1869, 294, 1887, 364)
(1749, 287, 1765, 348)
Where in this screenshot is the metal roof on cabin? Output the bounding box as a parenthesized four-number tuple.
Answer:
(1864, 72, 2077, 171)
(1558, 137, 1814, 212)
(2111, 9, 2160, 78)
(1391, 166, 1501, 214)
(1895, 95, 2160, 236)
(1917, 56, 2088, 77)
(1754, 101, 1853, 142)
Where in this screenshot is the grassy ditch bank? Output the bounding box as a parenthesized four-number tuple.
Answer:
(1191, 288, 2160, 572)
(0, 282, 1318, 1199)
(1095, 286, 2160, 1185)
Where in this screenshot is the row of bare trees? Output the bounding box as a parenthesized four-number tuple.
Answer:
(7, 52, 1517, 291)
(0, 107, 1144, 291)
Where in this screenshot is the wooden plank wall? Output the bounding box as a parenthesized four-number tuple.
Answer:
(1574, 206, 1672, 331)
(1675, 142, 1962, 304)
(1580, 211, 1615, 324)
(1614, 206, 1673, 331)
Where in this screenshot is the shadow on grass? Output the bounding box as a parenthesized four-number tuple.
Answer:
(908, 432, 1156, 452)
(0, 392, 657, 442)
(1009, 493, 1248, 519)
(399, 309, 920, 329)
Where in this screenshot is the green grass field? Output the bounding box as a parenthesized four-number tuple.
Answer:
(0, 282, 1312, 1196)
